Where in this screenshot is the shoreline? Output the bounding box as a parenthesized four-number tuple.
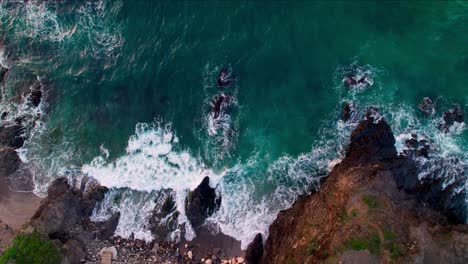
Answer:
(0, 178, 41, 230)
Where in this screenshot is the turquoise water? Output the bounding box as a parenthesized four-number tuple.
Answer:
(1, 1, 467, 248)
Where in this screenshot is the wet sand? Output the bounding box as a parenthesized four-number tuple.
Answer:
(0, 178, 41, 230)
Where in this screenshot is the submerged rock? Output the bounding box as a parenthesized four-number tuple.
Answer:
(217, 68, 233, 87)
(0, 65, 9, 83)
(212, 94, 232, 120)
(245, 233, 263, 264)
(418, 97, 435, 115)
(0, 122, 26, 149)
(185, 177, 221, 228)
(341, 64, 373, 91)
(438, 105, 465, 133)
(340, 101, 358, 123)
(403, 133, 431, 158)
(28, 81, 42, 107)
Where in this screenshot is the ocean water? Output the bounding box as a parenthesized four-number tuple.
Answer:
(1, 1, 467, 248)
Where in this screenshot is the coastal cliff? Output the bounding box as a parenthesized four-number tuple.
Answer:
(261, 113, 468, 264)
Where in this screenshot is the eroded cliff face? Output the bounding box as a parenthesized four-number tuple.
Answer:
(261, 116, 468, 264)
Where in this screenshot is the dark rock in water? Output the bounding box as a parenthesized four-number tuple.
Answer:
(185, 177, 221, 228)
(0, 122, 26, 149)
(80, 184, 108, 216)
(341, 65, 373, 90)
(0, 148, 21, 177)
(403, 134, 431, 158)
(97, 212, 120, 240)
(438, 106, 465, 133)
(0, 66, 9, 83)
(245, 233, 263, 264)
(346, 109, 396, 164)
(419, 97, 435, 115)
(217, 68, 233, 87)
(29, 82, 42, 107)
(149, 190, 179, 239)
(340, 101, 357, 122)
(212, 94, 232, 120)
(0, 111, 8, 120)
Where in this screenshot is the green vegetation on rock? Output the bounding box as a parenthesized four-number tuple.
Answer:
(344, 232, 381, 255)
(383, 228, 398, 241)
(308, 238, 320, 255)
(387, 243, 406, 260)
(0, 231, 60, 264)
(362, 195, 378, 208)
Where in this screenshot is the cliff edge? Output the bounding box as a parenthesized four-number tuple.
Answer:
(261, 113, 468, 264)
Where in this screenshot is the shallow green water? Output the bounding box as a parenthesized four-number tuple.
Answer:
(1, 0, 467, 247)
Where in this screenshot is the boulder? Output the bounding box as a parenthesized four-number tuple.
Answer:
(245, 233, 263, 264)
(185, 177, 221, 228)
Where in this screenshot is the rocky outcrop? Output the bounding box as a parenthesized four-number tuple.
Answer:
(438, 105, 465, 133)
(149, 189, 179, 240)
(261, 112, 468, 264)
(341, 101, 358, 123)
(0, 122, 25, 149)
(346, 113, 396, 164)
(31, 177, 108, 241)
(185, 177, 221, 228)
(0, 65, 9, 83)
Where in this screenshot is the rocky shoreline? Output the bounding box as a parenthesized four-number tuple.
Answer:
(261, 109, 468, 264)
(1, 57, 467, 263)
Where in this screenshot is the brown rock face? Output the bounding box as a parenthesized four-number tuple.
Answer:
(261, 116, 468, 264)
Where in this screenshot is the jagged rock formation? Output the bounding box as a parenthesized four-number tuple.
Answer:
(438, 105, 465, 133)
(261, 112, 468, 264)
(185, 176, 221, 228)
(149, 189, 179, 239)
